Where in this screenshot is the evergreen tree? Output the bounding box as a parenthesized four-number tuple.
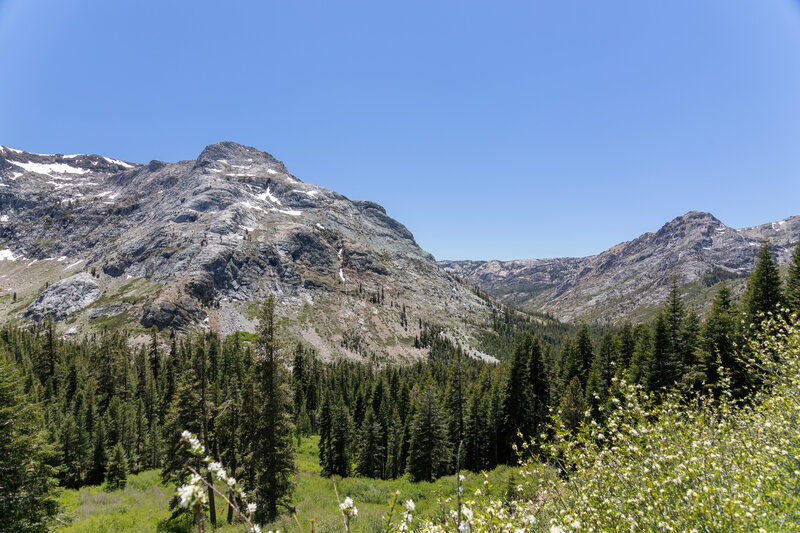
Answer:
(252, 296, 296, 522)
(355, 407, 384, 478)
(105, 441, 129, 491)
(743, 241, 783, 328)
(644, 312, 676, 391)
(616, 322, 635, 372)
(786, 238, 800, 315)
(558, 376, 585, 433)
(463, 383, 491, 472)
(318, 389, 334, 476)
(87, 417, 108, 485)
(328, 398, 353, 477)
(698, 285, 746, 394)
(499, 336, 531, 462)
(406, 384, 452, 482)
(585, 332, 616, 408)
(627, 324, 652, 385)
(385, 408, 404, 478)
(0, 355, 60, 532)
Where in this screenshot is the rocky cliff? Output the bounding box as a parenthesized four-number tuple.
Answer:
(441, 211, 800, 323)
(0, 142, 491, 362)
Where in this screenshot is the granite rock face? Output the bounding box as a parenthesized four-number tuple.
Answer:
(0, 142, 490, 362)
(442, 211, 800, 323)
(25, 273, 102, 321)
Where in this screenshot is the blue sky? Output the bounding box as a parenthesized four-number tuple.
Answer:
(1, 1, 799, 261)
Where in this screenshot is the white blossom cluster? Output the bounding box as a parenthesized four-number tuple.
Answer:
(339, 496, 358, 517)
(176, 430, 277, 533)
(381, 490, 416, 531)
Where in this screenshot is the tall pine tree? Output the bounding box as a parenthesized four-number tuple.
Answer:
(786, 238, 800, 315)
(252, 296, 296, 523)
(406, 384, 451, 482)
(743, 241, 783, 328)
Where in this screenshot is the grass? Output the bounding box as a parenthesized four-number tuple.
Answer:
(57, 435, 513, 533)
(57, 470, 176, 533)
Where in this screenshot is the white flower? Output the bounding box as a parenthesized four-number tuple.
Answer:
(462, 506, 473, 521)
(550, 526, 564, 533)
(405, 499, 415, 511)
(340, 496, 358, 517)
(176, 483, 205, 509)
(247, 502, 257, 514)
(208, 461, 223, 476)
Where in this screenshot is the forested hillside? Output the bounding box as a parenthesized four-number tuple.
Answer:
(3, 239, 800, 531)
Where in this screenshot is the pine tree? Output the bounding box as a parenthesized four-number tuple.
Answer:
(645, 312, 673, 391)
(318, 389, 334, 476)
(356, 407, 384, 478)
(463, 384, 491, 472)
(573, 326, 594, 388)
(786, 238, 800, 315)
(406, 384, 452, 482)
(329, 398, 353, 477)
(627, 324, 652, 385)
(585, 332, 616, 408)
(558, 376, 585, 433)
(105, 441, 129, 491)
(743, 241, 783, 328)
(616, 322, 635, 372)
(385, 408, 404, 478)
(699, 284, 746, 394)
(252, 295, 296, 522)
(499, 336, 532, 462)
(0, 355, 60, 532)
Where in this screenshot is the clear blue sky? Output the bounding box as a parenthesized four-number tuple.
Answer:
(2, 1, 799, 261)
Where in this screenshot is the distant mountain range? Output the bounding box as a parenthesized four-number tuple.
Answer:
(441, 211, 800, 323)
(1, 141, 796, 349)
(0, 142, 492, 362)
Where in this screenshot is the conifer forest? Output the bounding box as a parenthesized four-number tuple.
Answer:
(3, 239, 800, 531)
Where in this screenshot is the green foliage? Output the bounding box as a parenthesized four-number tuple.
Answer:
(743, 240, 784, 327)
(786, 238, 800, 314)
(0, 353, 60, 532)
(558, 376, 585, 432)
(406, 384, 452, 482)
(251, 295, 296, 522)
(408, 316, 800, 532)
(105, 441, 129, 491)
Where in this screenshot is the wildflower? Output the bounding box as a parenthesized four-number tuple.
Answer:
(340, 496, 358, 518)
(462, 506, 473, 521)
(247, 502, 257, 515)
(176, 482, 205, 508)
(405, 499, 415, 512)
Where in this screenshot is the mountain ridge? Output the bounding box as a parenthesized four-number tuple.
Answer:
(441, 210, 800, 323)
(0, 142, 492, 363)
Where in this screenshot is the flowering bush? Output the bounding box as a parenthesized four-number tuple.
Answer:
(400, 314, 800, 532)
(175, 431, 269, 533)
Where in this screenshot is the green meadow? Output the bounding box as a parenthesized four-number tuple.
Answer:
(57, 435, 515, 532)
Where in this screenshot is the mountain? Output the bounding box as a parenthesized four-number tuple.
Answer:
(441, 211, 800, 323)
(0, 142, 492, 362)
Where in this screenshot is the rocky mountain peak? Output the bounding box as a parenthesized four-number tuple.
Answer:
(0, 142, 491, 363)
(195, 141, 287, 173)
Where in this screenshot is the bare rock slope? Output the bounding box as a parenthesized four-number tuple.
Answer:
(0, 142, 490, 362)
